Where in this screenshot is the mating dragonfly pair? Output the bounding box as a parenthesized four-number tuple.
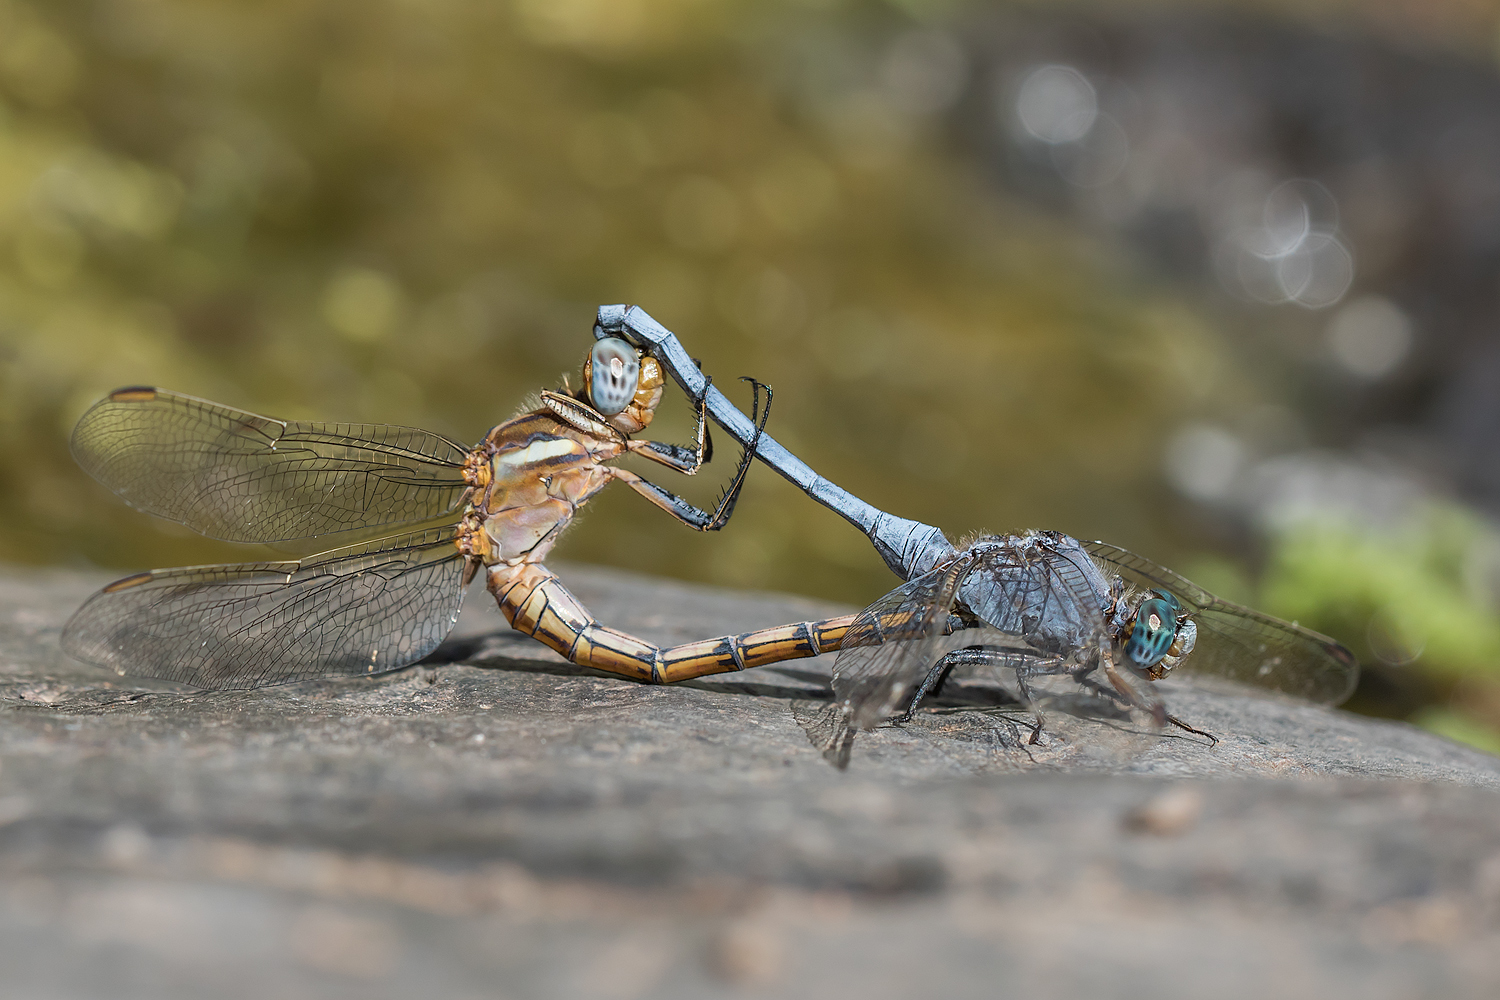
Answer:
(63, 306, 1357, 741)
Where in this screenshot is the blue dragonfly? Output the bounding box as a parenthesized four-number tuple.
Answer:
(593, 305, 1359, 743)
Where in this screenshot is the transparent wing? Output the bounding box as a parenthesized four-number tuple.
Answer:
(833, 556, 975, 730)
(957, 533, 1158, 715)
(1083, 540, 1359, 705)
(72, 387, 471, 543)
(958, 534, 1112, 651)
(62, 526, 468, 690)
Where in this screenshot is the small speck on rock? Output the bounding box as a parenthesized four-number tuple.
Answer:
(1123, 787, 1204, 836)
(711, 919, 783, 985)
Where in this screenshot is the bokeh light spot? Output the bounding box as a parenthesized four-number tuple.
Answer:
(1014, 65, 1097, 144)
(1165, 424, 1245, 502)
(1279, 233, 1354, 308)
(1211, 176, 1355, 308)
(1367, 607, 1425, 666)
(1327, 295, 1413, 378)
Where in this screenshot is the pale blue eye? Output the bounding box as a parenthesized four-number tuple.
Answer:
(590, 338, 640, 416)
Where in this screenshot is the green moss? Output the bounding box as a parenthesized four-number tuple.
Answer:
(1411, 707, 1500, 757)
(1260, 506, 1500, 707)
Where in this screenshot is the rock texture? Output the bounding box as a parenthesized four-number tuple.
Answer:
(3, 564, 1500, 999)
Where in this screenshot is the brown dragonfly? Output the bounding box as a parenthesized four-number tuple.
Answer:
(62, 338, 857, 689)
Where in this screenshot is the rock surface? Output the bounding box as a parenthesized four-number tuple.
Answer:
(3, 563, 1500, 999)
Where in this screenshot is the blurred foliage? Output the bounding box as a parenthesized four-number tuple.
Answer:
(1411, 707, 1500, 756)
(0, 0, 1226, 601)
(3, 0, 1500, 750)
(1261, 506, 1500, 740)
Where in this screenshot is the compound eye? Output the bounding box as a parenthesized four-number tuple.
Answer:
(1125, 596, 1180, 668)
(1151, 589, 1183, 617)
(589, 338, 640, 416)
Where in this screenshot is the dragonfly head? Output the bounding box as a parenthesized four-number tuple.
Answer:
(1124, 588, 1196, 678)
(585, 338, 664, 432)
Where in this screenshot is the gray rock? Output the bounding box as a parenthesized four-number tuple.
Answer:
(3, 564, 1500, 999)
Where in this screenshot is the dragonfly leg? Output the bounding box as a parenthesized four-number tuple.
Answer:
(624, 373, 717, 474)
(539, 391, 628, 445)
(891, 645, 988, 723)
(627, 376, 773, 476)
(1072, 673, 1129, 705)
(1011, 658, 1070, 745)
(1064, 673, 1218, 745)
(1165, 714, 1219, 746)
(889, 646, 1066, 741)
(1102, 656, 1168, 728)
(892, 660, 952, 723)
(610, 380, 771, 532)
(488, 561, 855, 684)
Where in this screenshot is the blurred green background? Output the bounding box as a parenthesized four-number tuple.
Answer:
(5, 0, 1500, 747)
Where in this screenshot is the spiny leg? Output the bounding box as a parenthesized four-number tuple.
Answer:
(1164, 714, 1219, 745)
(892, 647, 976, 723)
(1066, 666, 1219, 746)
(1103, 656, 1169, 730)
(893, 661, 953, 724)
(884, 644, 1064, 742)
(1013, 651, 1179, 743)
(628, 375, 715, 474)
(613, 379, 771, 532)
(887, 649, 1076, 743)
(1011, 655, 1072, 744)
(626, 356, 738, 474)
(889, 646, 1055, 751)
(543, 375, 715, 476)
(704, 378, 769, 528)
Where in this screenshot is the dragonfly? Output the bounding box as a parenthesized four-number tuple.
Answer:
(62, 337, 862, 690)
(591, 305, 1360, 740)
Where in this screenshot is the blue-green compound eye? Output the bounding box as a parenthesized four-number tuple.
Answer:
(1125, 589, 1183, 668)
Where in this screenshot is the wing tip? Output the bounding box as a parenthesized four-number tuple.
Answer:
(1327, 640, 1361, 705)
(1327, 641, 1359, 668)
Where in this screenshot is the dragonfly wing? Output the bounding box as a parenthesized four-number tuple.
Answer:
(958, 533, 1111, 652)
(1083, 540, 1359, 705)
(62, 526, 467, 690)
(833, 556, 975, 730)
(961, 533, 1156, 713)
(72, 388, 471, 542)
